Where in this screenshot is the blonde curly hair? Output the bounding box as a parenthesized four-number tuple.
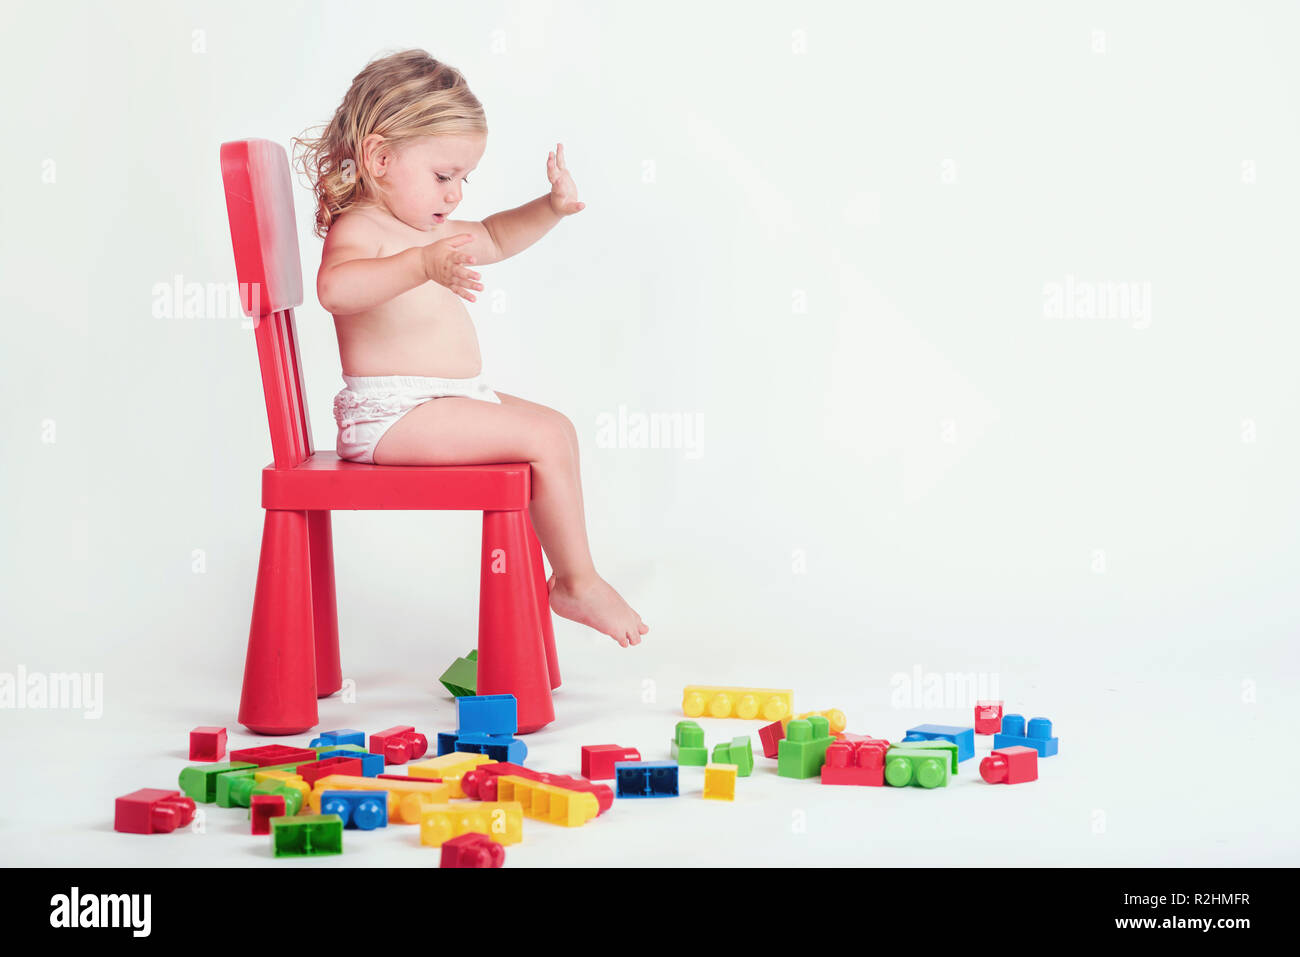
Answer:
(293, 49, 487, 239)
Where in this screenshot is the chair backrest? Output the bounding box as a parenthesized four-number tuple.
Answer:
(220, 138, 314, 469)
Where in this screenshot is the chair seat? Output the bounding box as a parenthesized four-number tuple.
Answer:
(262, 452, 531, 510)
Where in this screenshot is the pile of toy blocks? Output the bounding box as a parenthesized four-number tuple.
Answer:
(116, 686, 1059, 865)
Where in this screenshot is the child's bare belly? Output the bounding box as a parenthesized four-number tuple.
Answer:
(333, 216, 484, 379)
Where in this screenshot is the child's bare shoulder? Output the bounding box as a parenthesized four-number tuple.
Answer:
(321, 207, 385, 266)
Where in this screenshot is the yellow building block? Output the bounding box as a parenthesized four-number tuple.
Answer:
(703, 763, 738, 801)
(254, 770, 310, 807)
(407, 753, 496, 799)
(496, 775, 599, 827)
(783, 709, 848, 735)
(683, 686, 792, 721)
(419, 801, 523, 847)
(307, 775, 452, 824)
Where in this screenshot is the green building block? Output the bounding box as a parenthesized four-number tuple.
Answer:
(896, 740, 958, 774)
(883, 747, 951, 789)
(177, 761, 257, 803)
(311, 742, 369, 757)
(670, 720, 708, 766)
(250, 780, 304, 816)
(271, 814, 344, 858)
(439, 649, 478, 698)
(216, 762, 313, 808)
(777, 716, 833, 779)
(711, 736, 754, 777)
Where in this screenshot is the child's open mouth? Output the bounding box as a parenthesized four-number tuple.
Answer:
(433, 213, 446, 223)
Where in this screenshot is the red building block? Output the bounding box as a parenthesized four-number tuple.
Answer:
(440, 831, 506, 868)
(758, 720, 785, 759)
(370, 726, 430, 765)
(114, 789, 197, 834)
(250, 793, 286, 834)
(820, 739, 889, 786)
(296, 756, 363, 785)
(189, 726, 227, 762)
(460, 762, 614, 814)
(581, 744, 642, 780)
(980, 745, 1038, 784)
(975, 700, 1004, 735)
(228, 744, 316, 767)
(377, 773, 443, 783)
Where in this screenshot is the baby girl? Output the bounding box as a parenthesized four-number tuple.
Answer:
(294, 49, 646, 648)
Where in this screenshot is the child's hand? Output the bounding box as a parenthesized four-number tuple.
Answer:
(420, 233, 483, 302)
(547, 143, 586, 217)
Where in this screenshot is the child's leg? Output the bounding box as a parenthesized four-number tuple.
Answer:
(371, 393, 647, 646)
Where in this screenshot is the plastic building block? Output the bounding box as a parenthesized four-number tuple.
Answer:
(901, 724, 975, 762)
(457, 694, 518, 736)
(271, 814, 343, 857)
(250, 793, 286, 834)
(216, 763, 309, 808)
(228, 744, 316, 767)
(441, 831, 506, 868)
(784, 709, 848, 735)
(317, 748, 383, 776)
(319, 790, 388, 829)
(310, 742, 368, 757)
(758, 720, 785, 759)
(436, 732, 459, 757)
(369, 726, 430, 765)
(777, 716, 833, 779)
(615, 761, 679, 798)
(189, 727, 227, 762)
(883, 747, 950, 789)
(497, 774, 600, 826)
(295, 756, 364, 786)
(309, 729, 365, 749)
(980, 745, 1039, 784)
(820, 739, 889, 786)
(461, 763, 614, 814)
(419, 801, 523, 847)
(992, 715, 1059, 757)
(896, 740, 959, 774)
(683, 685, 792, 721)
(409, 752, 496, 798)
(671, 720, 708, 766)
(439, 649, 478, 698)
(710, 736, 754, 777)
(581, 745, 642, 780)
(453, 731, 527, 764)
(311, 775, 453, 824)
(703, 764, 738, 801)
(177, 761, 257, 803)
(114, 789, 197, 834)
(974, 700, 1004, 735)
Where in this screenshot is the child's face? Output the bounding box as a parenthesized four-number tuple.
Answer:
(374, 133, 486, 230)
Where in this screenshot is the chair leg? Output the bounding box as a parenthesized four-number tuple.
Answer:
(307, 510, 342, 698)
(239, 509, 318, 735)
(478, 509, 555, 734)
(525, 513, 561, 691)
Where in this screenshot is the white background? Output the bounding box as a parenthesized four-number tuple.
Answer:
(1, 0, 1297, 866)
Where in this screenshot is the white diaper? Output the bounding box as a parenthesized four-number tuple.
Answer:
(332, 373, 502, 464)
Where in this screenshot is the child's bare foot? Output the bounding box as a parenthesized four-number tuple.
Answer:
(548, 573, 648, 648)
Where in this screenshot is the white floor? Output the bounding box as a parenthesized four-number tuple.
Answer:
(3, 633, 1296, 867)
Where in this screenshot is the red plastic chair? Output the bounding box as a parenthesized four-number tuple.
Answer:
(219, 138, 560, 735)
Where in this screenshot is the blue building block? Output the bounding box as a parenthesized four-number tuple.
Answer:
(456, 694, 518, 736)
(902, 724, 976, 762)
(614, 761, 679, 798)
(455, 731, 527, 765)
(992, 715, 1059, 757)
(317, 748, 384, 776)
(309, 729, 365, 749)
(436, 731, 460, 757)
(318, 790, 388, 829)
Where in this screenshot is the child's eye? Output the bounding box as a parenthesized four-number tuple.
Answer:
(436, 173, 450, 183)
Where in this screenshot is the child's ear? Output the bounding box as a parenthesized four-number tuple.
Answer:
(360, 133, 389, 178)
